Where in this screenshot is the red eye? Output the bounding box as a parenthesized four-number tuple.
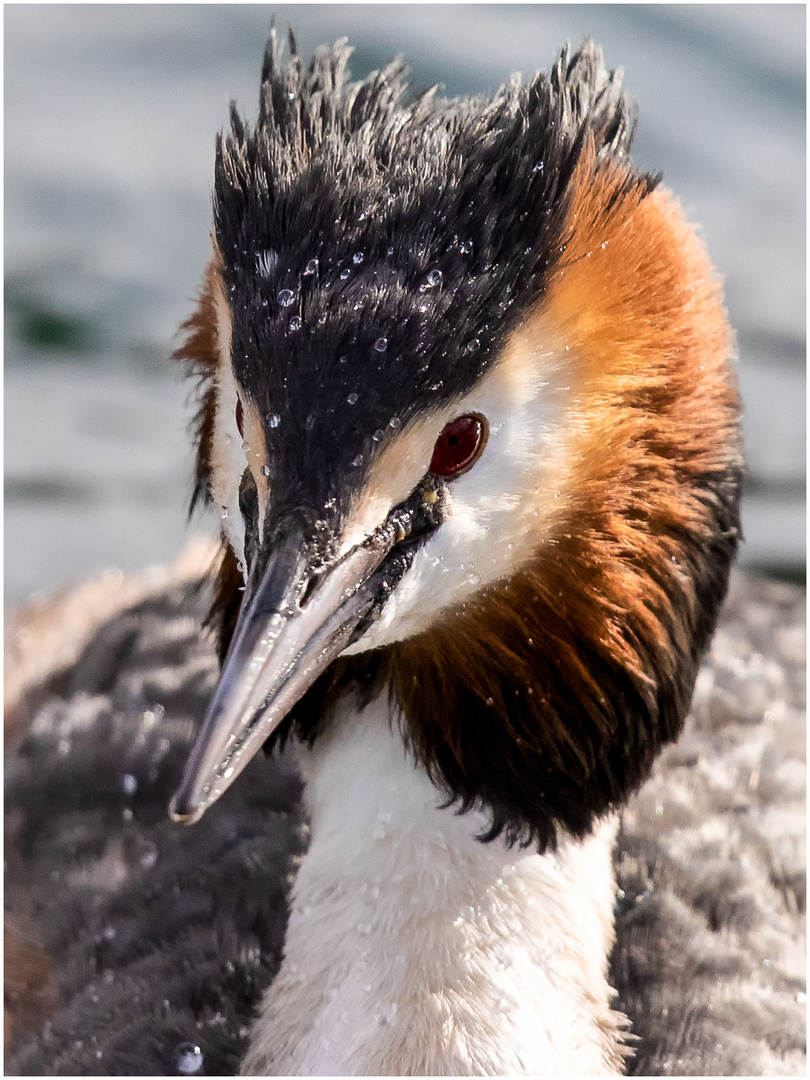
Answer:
(430, 414, 488, 478)
(235, 399, 245, 439)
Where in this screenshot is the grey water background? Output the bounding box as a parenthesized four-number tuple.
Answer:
(5, 4, 805, 607)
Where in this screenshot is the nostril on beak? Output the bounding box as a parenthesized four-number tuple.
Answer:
(298, 572, 320, 609)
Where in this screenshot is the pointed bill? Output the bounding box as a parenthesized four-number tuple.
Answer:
(169, 526, 394, 824)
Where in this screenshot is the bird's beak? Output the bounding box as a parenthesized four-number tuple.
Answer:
(170, 516, 402, 824)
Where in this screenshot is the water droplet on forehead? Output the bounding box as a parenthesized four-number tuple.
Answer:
(374, 337, 388, 353)
(277, 289, 295, 307)
(289, 316, 301, 331)
(303, 258, 319, 275)
(347, 392, 359, 405)
(175, 1043, 203, 1075)
(353, 251, 364, 264)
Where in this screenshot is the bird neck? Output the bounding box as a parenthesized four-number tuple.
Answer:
(242, 690, 628, 1076)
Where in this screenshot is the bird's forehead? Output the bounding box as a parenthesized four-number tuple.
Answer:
(216, 206, 544, 512)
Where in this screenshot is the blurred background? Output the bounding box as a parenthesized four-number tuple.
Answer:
(5, 4, 806, 608)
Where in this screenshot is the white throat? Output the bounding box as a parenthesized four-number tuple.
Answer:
(242, 692, 628, 1076)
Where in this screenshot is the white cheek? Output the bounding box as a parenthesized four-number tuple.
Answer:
(346, 351, 571, 651)
(210, 361, 248, 575)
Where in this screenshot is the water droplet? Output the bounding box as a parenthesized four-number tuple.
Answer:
(122, 807, 133, 822)
(289, 316, 301, 330)
(287, 90, 296, 102)
(340, 268, 351, 280)
(358, 210, 369, 221)
(277, 289, 295, 307)
(347, 392, 359, 405)
(353, 251, 364, 265)
(304, 258, 319, 275)
(138, 840, 158, 870)
(387, 246, 395, 256)
(426, 269, 443, 287)
(122, 774, 137, 797)
(372, 429, 385, 442)
(466, 338, 480, 354)
(268, 413, 281, 428)
(388, 416, 401, 430)
(102, 925, 117, 941)
(374, 1002, 398, 1026)
(485, 696, 495, 707)
(175, 1042, 203, 1075)
(374, 337, 388, 352)
(533, 160, 544, 172)
(468, 573, 481, 586)
(460, 240, 473, 255)
(241, 440, 250, 453)
(352, 454, 364, 467)
(262, 464, 271, 477)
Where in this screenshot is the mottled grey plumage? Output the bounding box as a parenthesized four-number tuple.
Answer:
(5, 568, 804, 1075)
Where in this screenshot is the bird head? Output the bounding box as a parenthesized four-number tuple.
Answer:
(170, 32, 742, 849)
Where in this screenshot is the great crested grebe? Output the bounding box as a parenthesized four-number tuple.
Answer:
(163, 29, 742, 1075)
(7, 28, 767, 1078)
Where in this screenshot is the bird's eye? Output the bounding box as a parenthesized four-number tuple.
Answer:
(430, 414, 488, 479)
(235, 399, 245, 439)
